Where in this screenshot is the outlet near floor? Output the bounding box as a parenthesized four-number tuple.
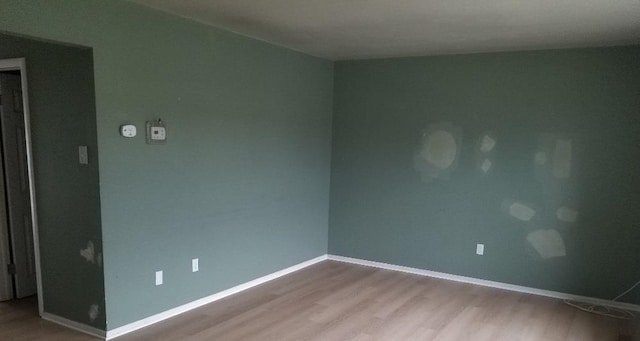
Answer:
(155, 271, 163, 285)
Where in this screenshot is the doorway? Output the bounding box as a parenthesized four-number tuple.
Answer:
(0, 59, 41, 311)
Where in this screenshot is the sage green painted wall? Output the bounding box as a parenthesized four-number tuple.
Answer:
(1, 0, 333, 329)
(0, 33, 104, 328)
(330, 47, 640, 304)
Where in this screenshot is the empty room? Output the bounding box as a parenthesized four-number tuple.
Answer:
(0, 1, 639, 340)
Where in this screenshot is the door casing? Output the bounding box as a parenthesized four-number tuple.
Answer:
(0, 58, 42, 314)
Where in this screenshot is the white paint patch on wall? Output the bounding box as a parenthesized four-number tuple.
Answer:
(424, 130, 457, 170)
(534, 151, 547, 165)
(534, 134, 575, 183)
(414, 122, 462, 182)
(479, 134, 496, 153)
(556, 206, 578, 223)
(88, 304, 99, 322)
(475, 132, 497, 175)
(534, 134, 556, 182)
(80, 241, 95, 264)
(480, 159, 492, 173)
(553, 139, 572, 179)
(509, 201, 536, 221)
(527, 229, 566, 259)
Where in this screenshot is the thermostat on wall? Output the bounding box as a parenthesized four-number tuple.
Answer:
(120, 124, 137, 138)
(146, 119, 166, 144)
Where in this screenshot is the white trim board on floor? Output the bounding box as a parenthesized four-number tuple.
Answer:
(67, 253, 637, 340)
(41, 312, 106, 339)
(327, 254, 640, 313)
(105, 254, 328, 340)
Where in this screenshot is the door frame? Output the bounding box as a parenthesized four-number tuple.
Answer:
(0, 58, 42, 314)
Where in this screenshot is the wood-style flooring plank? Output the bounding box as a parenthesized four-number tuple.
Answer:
(1, 260, 637, 341)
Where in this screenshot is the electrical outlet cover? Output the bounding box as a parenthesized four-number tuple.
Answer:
(155, 271, 163, 285)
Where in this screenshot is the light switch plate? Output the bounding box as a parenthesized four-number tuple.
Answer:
(192, 258, 199, 272)
(476, 243, 485, 255)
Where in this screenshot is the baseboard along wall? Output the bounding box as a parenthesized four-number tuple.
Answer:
(46, 253, 640, 340)
(105, 254, 328, 339)
(327, 254, 640, 313)
(41, 312, 106, 339)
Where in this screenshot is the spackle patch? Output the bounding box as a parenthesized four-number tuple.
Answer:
(534, 151, 547, 165)
(475, 132, 496, 176)
(88, 304, 99, 322)
(556, 206, 578, 223)
(414, 122, 462, 182)
(424, 130, 457, 170)
(527, 229, 566, 259)
(509, 202, 536, 221)
(553, 139, 572, 178)
(80, 241, 95, 264)
(480, 159, 492, 173)
(480, 135, 496, 153)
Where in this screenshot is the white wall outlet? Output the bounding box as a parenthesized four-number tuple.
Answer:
(192, 258, 199, 272)
(476, 243, 485, 255)
(155, 271, 163, 286)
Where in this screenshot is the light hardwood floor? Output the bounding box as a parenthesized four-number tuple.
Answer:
(1, 261, 638, 340)
(0, 295, 97, 341)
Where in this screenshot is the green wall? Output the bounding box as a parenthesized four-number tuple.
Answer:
(330, 47, 640, 304)
(2, 0, 639, 333)
(0, 33, 104, 328)
(0, 0, 333, 329)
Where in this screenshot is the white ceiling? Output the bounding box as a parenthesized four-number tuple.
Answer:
(130, 0, 640, 60)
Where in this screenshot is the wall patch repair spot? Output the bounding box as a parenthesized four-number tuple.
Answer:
(527, 229, 566, 259)
(414, 122, 462, 182)
(535, 134, 575, 183)
(88, 304, 99, 322)
(80, 241, 95, 264)
(553, 139, 572, 178)
(479, 134, 496, 153)
(556, 206, 578, 223)
(424, 130, 457, 169)
(480, 159, 492, 173)
(507, 201, 536, 221)
(534, 151, 547, 165)
(475, 132, 497, 176)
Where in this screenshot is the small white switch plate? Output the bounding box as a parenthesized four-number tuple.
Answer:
(192, 258, 199, 272)
(78, 146, 88, 164)
(476, 243, 485, 255)
(155, 271, 163, 286)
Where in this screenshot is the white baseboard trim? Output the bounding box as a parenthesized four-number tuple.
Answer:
(41, 312, 106, 339)
(105, 254, 328, 340)
(328, 254, 640, 313)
